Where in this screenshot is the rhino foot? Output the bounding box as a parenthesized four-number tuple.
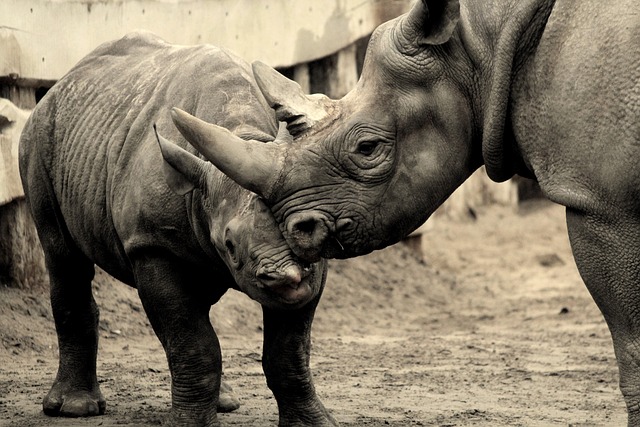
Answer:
(217, 380, 240, 413)
(43, 382, 106, 417)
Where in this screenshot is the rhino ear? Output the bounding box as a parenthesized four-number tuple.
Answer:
(252, 61, 332, 137)
(401, 0, 460, 46)
(154, 124, 208, 195)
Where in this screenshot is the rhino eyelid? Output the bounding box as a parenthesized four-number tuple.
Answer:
(356, 140, 379, 156)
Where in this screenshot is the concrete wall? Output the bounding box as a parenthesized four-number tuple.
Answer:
(0, 0, 411, 84)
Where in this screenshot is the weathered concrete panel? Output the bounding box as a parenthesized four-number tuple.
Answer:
(0, 0, 412, 82)
(0, 90, 46, 290)
(0, 99, 30, 205)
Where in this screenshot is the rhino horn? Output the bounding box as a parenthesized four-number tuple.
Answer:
(401, 0, 460, 46)
(252, 61, 332, 137)
(170, 108, 282, 198)
(154, 124, 208, 195)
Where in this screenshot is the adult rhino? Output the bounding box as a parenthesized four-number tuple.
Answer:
(168, 0, 640, 424)
(19, 32, 334, 426)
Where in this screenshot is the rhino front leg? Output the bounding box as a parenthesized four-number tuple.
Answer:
(261, 281, 337, 426)
(566, 208, 640, 426)
(134, 255, 224, 427)
(217, 377, 240, 413)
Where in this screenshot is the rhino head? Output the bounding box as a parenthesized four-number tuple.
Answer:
(213, 194, 325, 310)
(154, 125, 325, 310)
(167, 0, 524, 262)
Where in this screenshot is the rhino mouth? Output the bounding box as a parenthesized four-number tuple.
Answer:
(315, 232, 371, 260)
(320, 237, 353, 259)
(255, 263, 316, 307)
(262, 278, 314, 305)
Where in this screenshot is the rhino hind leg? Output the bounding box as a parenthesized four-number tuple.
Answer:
(19, 147, 106, 417)
(20, 122, 105, 417)
(33, 209, 104, 416)
(566, 208, 640, 426)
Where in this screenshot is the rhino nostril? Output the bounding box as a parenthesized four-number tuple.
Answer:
(287, 213, 329, 242)
(257, 272, 284, 289)
(285, 212, 331, 261)
(293, 218, 318, 235)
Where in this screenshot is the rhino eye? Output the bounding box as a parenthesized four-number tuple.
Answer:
(356, 140, 379, 156)
(225, 239, 236, 257)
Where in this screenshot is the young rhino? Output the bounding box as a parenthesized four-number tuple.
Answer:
(18, 31, 335, 426)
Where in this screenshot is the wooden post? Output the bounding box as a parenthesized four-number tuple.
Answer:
(309, 43, 359, 99)
(293, 63, 311, 94)
(0, 199, 47, 289)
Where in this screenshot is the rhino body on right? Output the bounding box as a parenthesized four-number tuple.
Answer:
(168, 0, 640, 424)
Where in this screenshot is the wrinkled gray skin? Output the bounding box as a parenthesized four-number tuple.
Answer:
(170, 0, 640, 424)
(18, 32, 334, 427)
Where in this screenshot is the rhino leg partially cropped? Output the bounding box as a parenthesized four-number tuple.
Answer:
(216, 380, 240, 413)
(566, 210, 640, 423)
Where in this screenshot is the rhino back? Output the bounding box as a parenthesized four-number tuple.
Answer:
(21, 31, 276, 283)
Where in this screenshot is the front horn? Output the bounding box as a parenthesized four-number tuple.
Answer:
(170, 107, 282, 198)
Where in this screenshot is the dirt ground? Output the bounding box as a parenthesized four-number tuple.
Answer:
(0, 199, 627, 426)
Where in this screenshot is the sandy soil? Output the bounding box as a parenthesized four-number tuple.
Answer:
(0, 199, 627, 426)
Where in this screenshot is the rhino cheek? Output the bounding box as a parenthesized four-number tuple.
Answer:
(317, 172, 427, 256)
(374, 160, 452, 246)
(231, 266, 260, 300)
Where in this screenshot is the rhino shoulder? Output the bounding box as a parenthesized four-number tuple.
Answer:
(88, 30, 169, 59)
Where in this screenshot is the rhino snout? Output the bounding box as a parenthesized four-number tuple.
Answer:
(285, 211, 333, 262)
(285, 211, 355, 261)
(256, 264, 302, 290)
